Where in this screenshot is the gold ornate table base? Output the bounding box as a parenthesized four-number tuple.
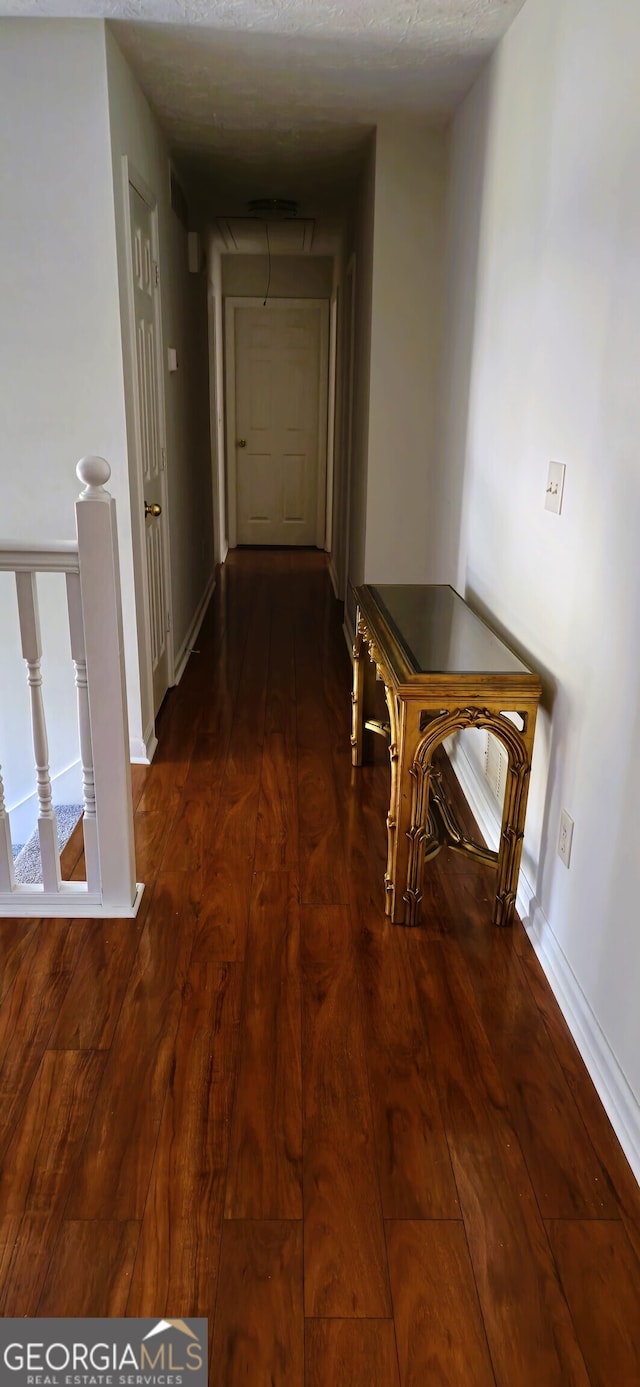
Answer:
(351, 595, 540, 929)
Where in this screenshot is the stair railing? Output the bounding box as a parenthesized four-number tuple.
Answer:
(0, 457, 142, 917)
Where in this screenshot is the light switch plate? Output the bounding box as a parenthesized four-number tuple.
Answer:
(545, 461, 565, 514)
(167, 347, 178, 372)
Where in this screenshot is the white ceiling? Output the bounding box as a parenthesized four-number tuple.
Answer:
(2, 0, 527, 212)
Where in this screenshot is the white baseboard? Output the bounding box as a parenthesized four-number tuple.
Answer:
(0, 879, 144, 918)
(527, 896, 640, 1185)
(173, 572, 216, 686)
(449, 739, 640, 1186)
(328, 558, 339, 599)
(130, 726, 158, 765)
(448, 738, 501, 853)
(8, 758, 82, 846)
(342, 618, 355, 662)
(130, 574, 216, 766)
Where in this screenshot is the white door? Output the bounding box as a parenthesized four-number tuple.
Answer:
(228, 301, 329, 547)
(128, 182, 170, 713)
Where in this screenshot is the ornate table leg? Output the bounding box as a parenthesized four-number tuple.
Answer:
(492, 710, 537, 927)
(386, 701, 422, 924)
(402, 740, 437, 927)
(351, 618, 366, 767)
(351, 615, 380, 768)
(382, 684, 400, 916)
(395, 704, 536, 929)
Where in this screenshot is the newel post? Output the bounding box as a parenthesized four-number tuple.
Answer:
(75, 457, 138, 912)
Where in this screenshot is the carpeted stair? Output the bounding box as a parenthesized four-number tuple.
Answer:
(12, 805, 83, 884)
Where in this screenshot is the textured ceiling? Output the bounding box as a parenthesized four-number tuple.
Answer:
(1, 0, 527, 211)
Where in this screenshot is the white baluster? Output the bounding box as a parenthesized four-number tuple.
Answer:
(75, 456, 138, 912)
(15, 570, 61, 892)
(66, 570, 100, 893)
(0, 766, 16, 892)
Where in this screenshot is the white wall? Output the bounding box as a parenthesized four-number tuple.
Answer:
(344, 134, 377, 623)
(327, 232, 349, 599)
(439, 0, 640, 1176)
(106, 31, 215, 721)
(0, 20, 215, 846)
(0, 20, 131, 836)
(340, 121, 448, 631)
(206, 239, 227, 564)
(364, 120, 448, 584)
(221, 254, 333, 298)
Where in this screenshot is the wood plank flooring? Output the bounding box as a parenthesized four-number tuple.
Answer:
(1, 549, 640, 1385)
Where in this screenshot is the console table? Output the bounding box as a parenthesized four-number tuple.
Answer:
(351, 584, 541, 928)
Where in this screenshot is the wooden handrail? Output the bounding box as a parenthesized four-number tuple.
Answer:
(0, 541, 79, 573)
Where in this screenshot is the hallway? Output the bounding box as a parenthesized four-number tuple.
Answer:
(1, 550, 639, 1384)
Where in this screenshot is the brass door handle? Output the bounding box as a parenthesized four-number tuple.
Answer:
(145, 501, 162, 518)
(237, 438, 247, 448)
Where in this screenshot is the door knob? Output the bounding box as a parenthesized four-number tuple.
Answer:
(145, 501, 162, 518)
(237, 438, 247, 448)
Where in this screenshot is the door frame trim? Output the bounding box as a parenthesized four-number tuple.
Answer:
(121, 157, 174, 734)
(224, 297, 330, 549)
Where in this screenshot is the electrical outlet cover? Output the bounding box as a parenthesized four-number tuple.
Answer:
(558, 808, 574, 866)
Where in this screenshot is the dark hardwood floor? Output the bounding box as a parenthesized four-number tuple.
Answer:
(1, 549, 640, 1385)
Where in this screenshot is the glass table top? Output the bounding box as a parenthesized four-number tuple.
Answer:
(369, 585, 532, 676)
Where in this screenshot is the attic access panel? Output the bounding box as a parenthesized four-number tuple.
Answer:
(216, 218, 315, 254)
